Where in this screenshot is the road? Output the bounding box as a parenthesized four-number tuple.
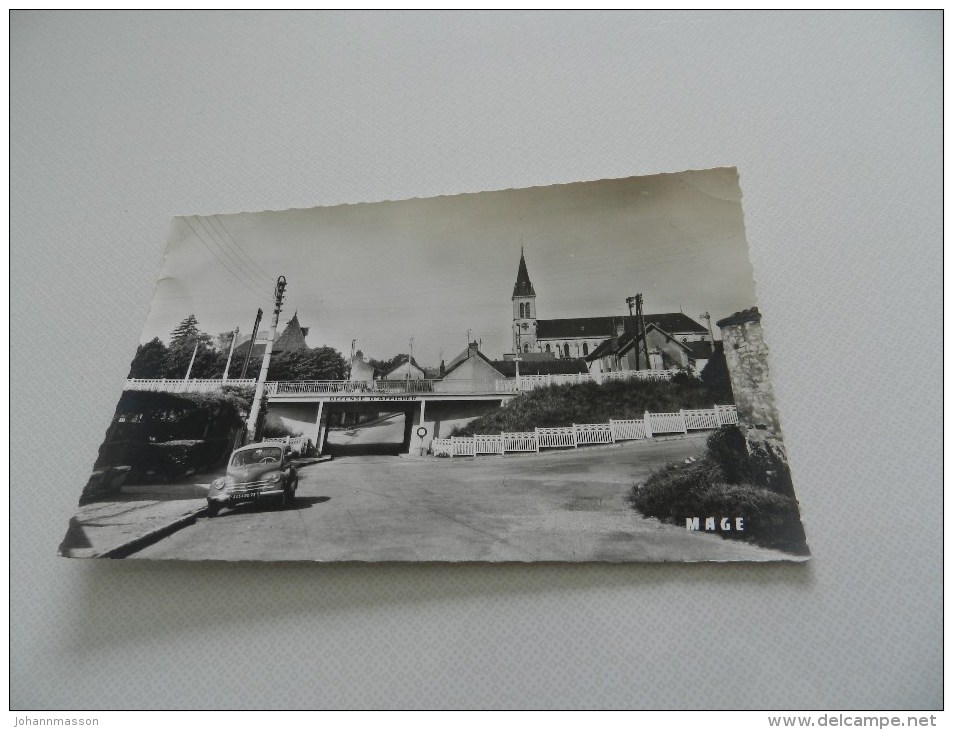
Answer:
(132, 434, 795, 562)
(324, 413, 406, 456)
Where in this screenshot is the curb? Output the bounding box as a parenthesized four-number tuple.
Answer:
(96, 457, 333, 558)
(98, 505, 209, 559)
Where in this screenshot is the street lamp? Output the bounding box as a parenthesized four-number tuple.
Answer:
(513, 356, 522, 392)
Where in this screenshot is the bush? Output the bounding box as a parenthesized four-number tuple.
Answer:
(145, 439, 228, 481)
(451, 376, 726, 436)
(705, 426, 751, 483)
(630, 462, 807, 553)
(628, 426, 808, 554)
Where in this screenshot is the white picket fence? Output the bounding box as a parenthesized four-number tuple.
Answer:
(430, 405, 738, 457)
(263, 435, 310, 457)
(502, 432, 539, 453)
(516, 369, 675, 392)
(474, 434, 505, 455)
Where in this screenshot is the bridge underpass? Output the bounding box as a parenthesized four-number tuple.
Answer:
(266, 395, 511, 456)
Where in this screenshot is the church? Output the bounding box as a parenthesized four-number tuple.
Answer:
(507, 250, 712, 365)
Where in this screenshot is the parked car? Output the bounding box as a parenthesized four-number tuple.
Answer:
(207, 442, 298, 517)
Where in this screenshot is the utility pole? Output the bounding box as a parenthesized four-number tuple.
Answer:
(349, 339, 356, 381)
(184, 341, 199, 380)
(222, 327, 239, 382)
(407, 337, 414, 384)
(239, 308, 264, 379)
(625, 296, 638, 370)
(699, 312, 715, 342)
(625, 294, 651, 370)
(245, 277, 286, 443)
(637, 293, 650, 369)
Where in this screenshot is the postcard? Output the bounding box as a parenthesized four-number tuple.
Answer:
(59, 168, 809, 561)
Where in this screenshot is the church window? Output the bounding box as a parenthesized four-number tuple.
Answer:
(545, 344, 551, 353)
(563, 343, 570, 358)
(523, 344, 529, 353)
(582, 342, 589, 356)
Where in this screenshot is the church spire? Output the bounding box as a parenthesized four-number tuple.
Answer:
(512, 249, 536, 298)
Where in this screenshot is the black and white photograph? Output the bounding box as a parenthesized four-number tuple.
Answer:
(59, 167, 809, 562)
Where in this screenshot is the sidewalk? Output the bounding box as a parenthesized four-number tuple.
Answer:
(59, 455, 332, 558)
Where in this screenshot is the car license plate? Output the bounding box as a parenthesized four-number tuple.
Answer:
(230, 490, 259, 502)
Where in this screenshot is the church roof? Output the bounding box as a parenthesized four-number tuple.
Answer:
(512, 250, 536, 298)
(233, 313, 310, 358)
(273, 313, 309, 352)
(537, 316, 617, 339)
(537, 313, 707, 340)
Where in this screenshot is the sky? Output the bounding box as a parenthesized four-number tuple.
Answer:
(141, 167, 759, 367)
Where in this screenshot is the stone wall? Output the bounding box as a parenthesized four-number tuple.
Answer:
(717, 308, 781, 438)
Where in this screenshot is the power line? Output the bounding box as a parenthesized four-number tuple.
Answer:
(210, 215, 277, 288)
(192, 216, 275, 293)
(181, 217, 272, 302)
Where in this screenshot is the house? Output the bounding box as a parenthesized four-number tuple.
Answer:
(440, 342, 506, 383)
(586, 322, 713, 375)
(507, 250, 711, 359)
(382, 354, 426, 380)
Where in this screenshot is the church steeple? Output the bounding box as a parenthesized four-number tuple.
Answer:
(511, 248, 538, 354)
(512, 247, 536, 297)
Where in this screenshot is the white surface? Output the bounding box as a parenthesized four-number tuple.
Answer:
(11, 11, 941, 709)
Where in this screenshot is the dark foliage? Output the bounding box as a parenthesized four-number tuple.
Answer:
(367, 354, 405, 379)
(628, 425, 808, 554)
(451, 376, 722, 436)
(128, 338, 168, 378)
(95, 385, 255, 481)
(705, 426, 751, 482)
(267, 347, 348, 381)
(700, 349, 733, 402)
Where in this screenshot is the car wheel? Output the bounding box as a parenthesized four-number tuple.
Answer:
(206, 502, 220, 518)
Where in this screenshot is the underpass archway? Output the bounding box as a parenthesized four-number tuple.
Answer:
(322, 403, 416, 457)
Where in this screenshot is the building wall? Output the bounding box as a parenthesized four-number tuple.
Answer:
(513, 318, 538, 352)
(719, 316, 781, 437)
(407, 399, 507, 453)
(441, 356, 505, 383)
(537, 337, 604, 359)
(643, 329, 690, 370)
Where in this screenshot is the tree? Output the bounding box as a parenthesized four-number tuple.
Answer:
(215, 329, 239, 352)
(169, 314, 200, 348)
(165, 315, 216, 378)
(267, 347, 348, 381)
(367, 354, 404, 378)
(128, 338, 168, 379)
